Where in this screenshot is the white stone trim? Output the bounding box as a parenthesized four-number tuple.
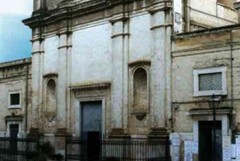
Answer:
(6, 121, 22, 137)
(193, 66, 227, 96)
(73, 96, 106, 138)
(192, 114, 229, 161)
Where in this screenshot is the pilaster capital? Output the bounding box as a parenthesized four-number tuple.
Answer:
(109, 13, 129, 24)
(147, 1, 172, 14)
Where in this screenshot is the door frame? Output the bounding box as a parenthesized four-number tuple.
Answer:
(79, 99, 105, 139)
(6, 121, 22, 137)
(78, 97, 106, 139)
(192, 114, 229, 161)
(198, 121, 222, 161)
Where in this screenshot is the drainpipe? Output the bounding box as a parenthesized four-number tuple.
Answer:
(230, 30, 235, 142)
(184, 0, 190, 32)
(25, 65, 29, 134)
(230, 31, 234, 110)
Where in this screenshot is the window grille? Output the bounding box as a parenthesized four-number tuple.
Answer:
(199, 73, 222, 91)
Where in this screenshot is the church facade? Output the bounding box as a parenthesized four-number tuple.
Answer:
(1, 0, 240, 160)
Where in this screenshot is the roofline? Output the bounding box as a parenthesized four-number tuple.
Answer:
(0, 57, 31, 68)
(173, 24, 240, 39)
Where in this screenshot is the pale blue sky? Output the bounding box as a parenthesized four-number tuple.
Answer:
(0, 0, 33, 63)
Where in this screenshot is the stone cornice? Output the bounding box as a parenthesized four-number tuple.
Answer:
(43, 73, 58, 78)
(23, 0, 173, 32)
(148, 0, 172, 14)
(70, 82, 111, 91)
(128, 60, 151, 67)
(0, 58, 31, 79)
(109, 13, 129, 24)
(23, 0, 108, 28)
(188, 108, 232, 116)
(0, 58, 31, 69)
(5, 115, 24, 122)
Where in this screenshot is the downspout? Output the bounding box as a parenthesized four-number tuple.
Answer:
(230, 30, 235, 142)
(230, 31, 234, 111)
(184, 0, 190, 32)
(122, 0, 126, 130)
(25, 65, 29, 133)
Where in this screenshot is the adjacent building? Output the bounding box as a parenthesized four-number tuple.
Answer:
(172, 24, 240, 161)
(0, 58, 31, 138)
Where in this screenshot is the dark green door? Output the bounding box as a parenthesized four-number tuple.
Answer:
(81, 101, 102, 161)
(199, 121, 222, 161)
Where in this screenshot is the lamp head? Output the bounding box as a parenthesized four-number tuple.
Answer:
(208, 94, 221, 109)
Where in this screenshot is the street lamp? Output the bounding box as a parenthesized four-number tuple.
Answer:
(208, 94, 221, 161)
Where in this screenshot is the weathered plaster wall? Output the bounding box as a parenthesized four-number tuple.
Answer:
(172, 27, 240, 161)
(187, 0, 238, 31)
(129, 14, 152, 62)
(71, 24, 112, 84)
(0, 59, 31, 136)
(44, 37, 59, 75)
(172, 30, 238, 130)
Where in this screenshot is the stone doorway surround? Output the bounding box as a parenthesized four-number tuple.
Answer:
(5, 115, 24, 137)
(189, 108, 232, 161)
(70, 82, 111, 137)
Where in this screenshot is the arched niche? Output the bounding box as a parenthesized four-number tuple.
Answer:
(46, 79, 57, 115)
(133, 67, 148, 110)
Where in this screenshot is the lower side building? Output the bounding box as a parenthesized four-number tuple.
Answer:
(0, 58, 31, 139)
(171, 25, 240, 161)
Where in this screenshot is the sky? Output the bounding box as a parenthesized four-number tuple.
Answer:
(0, 0, 33, 63)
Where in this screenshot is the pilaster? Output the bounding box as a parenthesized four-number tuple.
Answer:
(149, 4, 172, 129)
(31, 35, 45, 131)
(110, 14, 130, 131)
(57, 30, 72, 131)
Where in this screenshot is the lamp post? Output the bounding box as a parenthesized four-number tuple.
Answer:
(208, 94, 221, 161)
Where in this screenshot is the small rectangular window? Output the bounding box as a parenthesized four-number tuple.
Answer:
(9, 92, 21, 108)
(10, 94, 20, 105)
(193, 67, 227, 96)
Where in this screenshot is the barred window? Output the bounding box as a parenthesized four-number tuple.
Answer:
(199, 73, 222, 91)
(193, 67, 227, 96)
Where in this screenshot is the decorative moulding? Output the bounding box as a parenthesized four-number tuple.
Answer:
(188, 107, 232, 116)
(70, 82, 111, 91)
(5, 115, 24, 122)
(56, 30, 72, 36)
(43, 73, 58, 78)
(128, 60, 151, 67)
(131, 110, 148, 121)
(147, 1, 172, 14)
(109, 14, 129, 24)
(135, 113, 147, 121)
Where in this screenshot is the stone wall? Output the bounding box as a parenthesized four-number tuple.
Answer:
(172, 26, 240, 161)
(0, 58, 31, 137)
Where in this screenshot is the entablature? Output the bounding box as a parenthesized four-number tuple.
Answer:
(23, 0, 172, 36)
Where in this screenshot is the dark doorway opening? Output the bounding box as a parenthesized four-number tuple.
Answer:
(199, 121, 222, 161)
(81, 101, 102, 161)
(9, 124, 19, 152)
